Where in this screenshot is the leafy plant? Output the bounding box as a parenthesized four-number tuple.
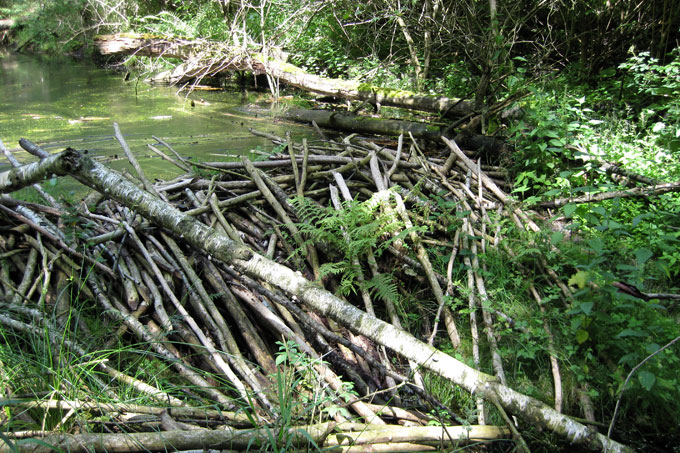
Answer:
(619, 50, 680, 152)
(293, 194, 405, 300)
(257, 340, 359, 451)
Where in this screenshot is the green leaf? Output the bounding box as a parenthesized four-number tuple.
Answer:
(563, 203, 578, 218)
(634, 248, 653, 265)
(616, 329, 647, 338)
(638, 371, 656, 391)
(568, 271, 589, 289)
(550, 231, 564, 244)
(587, 238, 604, 254)
(646, 343, 660, 354)
(591, 206, 606, 216)
(632, 213, 652, 226)
(580, 301, 594, 315)
(275, 353, 287, 366)
(575, 329, 589, 344)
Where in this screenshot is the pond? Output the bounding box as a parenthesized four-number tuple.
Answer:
(0, 51, 311, 195)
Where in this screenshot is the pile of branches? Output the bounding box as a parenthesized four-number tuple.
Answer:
(0, 124, 642, 452)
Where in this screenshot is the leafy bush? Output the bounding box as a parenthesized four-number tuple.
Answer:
(499, 62, 680, 444)
(619, 50, 680, 153)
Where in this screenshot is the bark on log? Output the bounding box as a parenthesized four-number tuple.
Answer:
(0, 19, 15, 31)
(0, 149, 80, 193)
(282, 109, 442, 140)
(94, 33, 474, 117)
(0, 423, 509, 452)
(533, 180, 680, 208)
(0, 150, 632, 453)
(94, 33, 201, 59)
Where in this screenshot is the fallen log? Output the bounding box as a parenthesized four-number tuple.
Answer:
(248, 108, 508, 153)
(282, 108, 442, 140)
(0, 148, 633, 452)
(0, 19, 15, 31)
(532, 180, 680, 209)
(94, 33, 475, 117)
(0, 423, 509, 453)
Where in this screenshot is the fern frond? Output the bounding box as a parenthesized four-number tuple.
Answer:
(364, 272, 399, 305)
(319, 261, 348, 278)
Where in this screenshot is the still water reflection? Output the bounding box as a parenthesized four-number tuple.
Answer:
(0, 51, 309, 184)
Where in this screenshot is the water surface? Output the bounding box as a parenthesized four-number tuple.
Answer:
(0, 51, 309, 188)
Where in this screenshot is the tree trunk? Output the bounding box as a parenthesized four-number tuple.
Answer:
(94, 33, 475, 117)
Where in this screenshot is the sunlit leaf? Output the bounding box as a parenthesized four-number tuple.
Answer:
(563, 204, 577, 217)
(568, 270, 589, 289)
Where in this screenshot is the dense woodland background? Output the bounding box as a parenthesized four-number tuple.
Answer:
(1, 0, 680, 451)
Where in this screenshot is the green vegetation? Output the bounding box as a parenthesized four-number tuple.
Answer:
(293, 195, 405, 303)
(1, 0, 679, 450)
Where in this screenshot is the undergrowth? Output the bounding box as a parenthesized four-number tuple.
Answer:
(496, 54, 680, 445)
(292, 194, 406, 306)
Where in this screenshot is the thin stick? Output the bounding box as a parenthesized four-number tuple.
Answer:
(428, 229, 460, 346)
(113, 122, 159, 190)
(299, 138, 310, 195)
(286, 131, 301, 196)
(386, 133, 403, 182)
(529, 284, 563, 413)
(463, 220, 485, 425)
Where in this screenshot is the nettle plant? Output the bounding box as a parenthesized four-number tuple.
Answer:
(509, 89, 603, 202)
(507, 72, 680, 436)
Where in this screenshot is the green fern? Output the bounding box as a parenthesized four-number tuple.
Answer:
(291, 194, 404, 298)
(318, 261, 347, 278)
(364, 272, 399, 305)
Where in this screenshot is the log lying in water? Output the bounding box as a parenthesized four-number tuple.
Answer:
(282, 108, 443, 140)
(94, 33, 475, 117)
(0, 129, 633, 452)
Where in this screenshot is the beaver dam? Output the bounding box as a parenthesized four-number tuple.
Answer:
(2, 122, 672, 452)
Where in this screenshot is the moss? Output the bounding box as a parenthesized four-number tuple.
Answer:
(276, 61, 308, 75)
(94, 32, 179, 41)
(356, 83, 417, 98)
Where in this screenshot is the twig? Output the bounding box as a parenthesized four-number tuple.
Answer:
(608, 334, 680, 437)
